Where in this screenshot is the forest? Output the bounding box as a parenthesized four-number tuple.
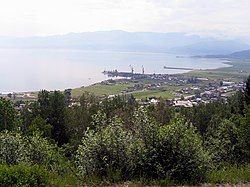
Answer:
(0, 77, 250, 186)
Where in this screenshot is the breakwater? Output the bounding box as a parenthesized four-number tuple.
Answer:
(164, 66, 195, 70)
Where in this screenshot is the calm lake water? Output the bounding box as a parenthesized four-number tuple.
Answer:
(0, 49, 230, 92)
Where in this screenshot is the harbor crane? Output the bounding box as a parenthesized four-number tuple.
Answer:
(129, 65, 134, 74)
(142, 65, 145, 74)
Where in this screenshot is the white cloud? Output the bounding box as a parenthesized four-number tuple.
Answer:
(0, 0, 249, 39)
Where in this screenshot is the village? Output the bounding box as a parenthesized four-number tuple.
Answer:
(101, 72, 244, 107)
(0, 67, 245, 110)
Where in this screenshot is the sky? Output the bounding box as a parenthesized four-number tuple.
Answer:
(0, 0, 249, 40)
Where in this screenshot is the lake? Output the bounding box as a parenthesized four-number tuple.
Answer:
(0, 49, 230, 93)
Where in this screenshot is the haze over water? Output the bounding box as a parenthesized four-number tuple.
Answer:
(0, 49, 230, 93)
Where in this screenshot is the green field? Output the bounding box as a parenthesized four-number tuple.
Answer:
(130, 90, 174, 99)
(71, 82, 134, 97)
(72, 83, 178, 99)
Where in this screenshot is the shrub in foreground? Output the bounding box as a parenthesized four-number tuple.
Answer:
(0, 132, 27, 165)
(76, 117, 133, 181)
(76, 109, 210, 183)
(0, 164, 49, 187)
(206, 118, 249, 166)
(133, 114, 210, 182)
(0, 131, 69, 175)
(155, 118, 210, 182)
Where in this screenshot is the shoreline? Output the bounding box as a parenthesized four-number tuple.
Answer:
(0, 57, 235, 95)
(2, 68, 233, 96)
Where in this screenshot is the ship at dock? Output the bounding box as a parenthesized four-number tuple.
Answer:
(103, 65, 148, 79)
(102, 70, 148, 79)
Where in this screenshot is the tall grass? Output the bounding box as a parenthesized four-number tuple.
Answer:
(206, 164, 250, 184)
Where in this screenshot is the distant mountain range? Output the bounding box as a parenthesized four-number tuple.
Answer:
(0, 30, 249, 55)
(193, 49, 250, 59)
(229, 50, 250, 59)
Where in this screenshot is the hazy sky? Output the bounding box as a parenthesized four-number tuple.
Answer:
(0, 0, 249, 39)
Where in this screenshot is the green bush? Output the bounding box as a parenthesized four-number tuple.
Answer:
(132, 109, 210, 182)
(206, 118, 249, 165)
(155, 118, 210, 182)
(0, 131, 69, 174)
(76, 108, 210, 183)
(0, 164, 49, 187)
(131, 107, 161, 179)
(25, 133, 66, 172)
(76, 117, 134, 181)
(0, 132, 28, 165)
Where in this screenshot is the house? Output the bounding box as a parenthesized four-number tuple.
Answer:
(174, 100, 193, 107)
(150, 98, 159, 105)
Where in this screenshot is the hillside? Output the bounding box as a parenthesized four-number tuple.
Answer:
(170, 40, 249, 55)
(193, 49, 250, 59)
(230, 49, 250, 59)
